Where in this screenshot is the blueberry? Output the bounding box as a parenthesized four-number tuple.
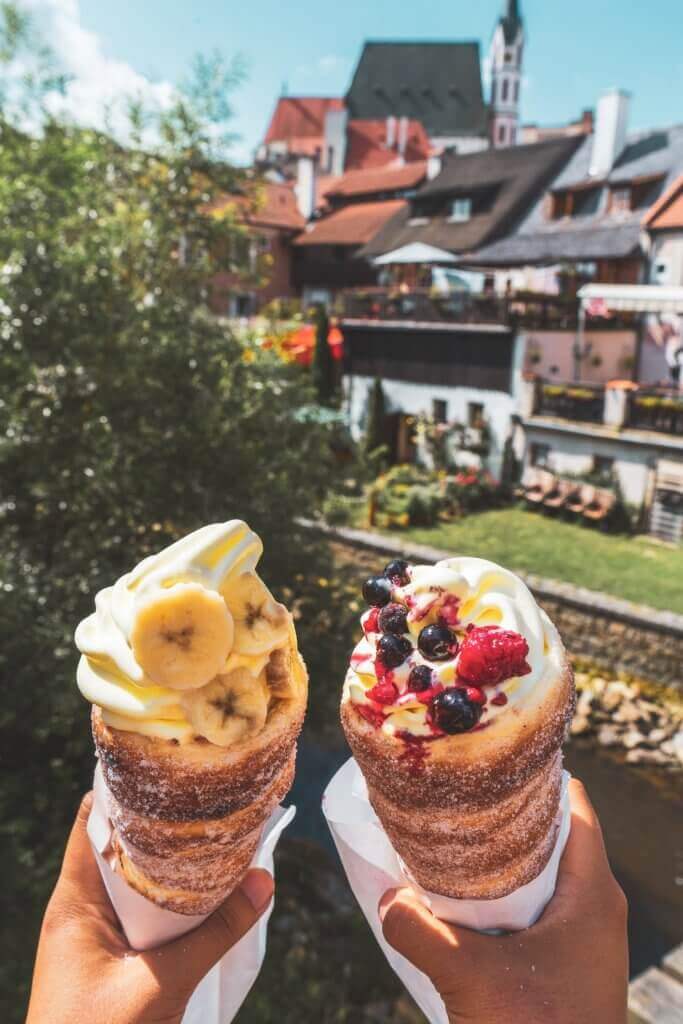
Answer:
(430, 687, 483, 734)
(378, 602, 409, 635)
(377, 633, 413, 669)
(418, 624, 458, 661)
(362, 575, 392, 607)
(408, 664, 434, 692)
(383, 559, 410, 585)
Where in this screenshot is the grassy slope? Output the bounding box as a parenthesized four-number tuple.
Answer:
(383, 509, 683, 615)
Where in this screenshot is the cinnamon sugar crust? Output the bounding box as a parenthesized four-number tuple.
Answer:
(94, 642, 306, 914)
(93, 648, 307, 820)
(342, 652, 575, 900)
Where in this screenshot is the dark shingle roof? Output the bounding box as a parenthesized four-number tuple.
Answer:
(471, 125, 683, 266)
(359, 136, 581, 260)
(345, 41, 488, 139)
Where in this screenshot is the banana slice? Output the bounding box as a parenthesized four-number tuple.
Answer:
(221, 573, 289, 656)
(180, 668, 269, 747)
(130, 583, 234, 691)
(265, 646, 296, 699)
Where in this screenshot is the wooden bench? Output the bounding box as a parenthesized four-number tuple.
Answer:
(522, 467, 556, 506)
(583, 487, 616, 523)
(629, 943, 683, 1023)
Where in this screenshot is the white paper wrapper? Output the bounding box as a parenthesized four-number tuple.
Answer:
(323, 757, 571, 1024)
(88, 762, 295, 1024)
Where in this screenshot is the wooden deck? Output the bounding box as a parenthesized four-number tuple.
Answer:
(629, 943, 683, 1023)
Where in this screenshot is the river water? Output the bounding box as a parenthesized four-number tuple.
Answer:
(290, 738, 683, 978)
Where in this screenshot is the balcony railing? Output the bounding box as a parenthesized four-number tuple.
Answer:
(338, 288, 638, 330)
(536, 383, 606, 423)
(628, 390, 683, 435)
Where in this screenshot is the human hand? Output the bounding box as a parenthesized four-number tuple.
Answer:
(26, 793, 274, 1024)
(379, 779, 628, 1024)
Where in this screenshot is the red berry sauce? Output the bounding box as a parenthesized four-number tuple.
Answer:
(356, 704, 386, 729)
(367, 680, 399, 705)
(490, 692, 508, 706)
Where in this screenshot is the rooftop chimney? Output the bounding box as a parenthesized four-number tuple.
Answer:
(295, 156, 316, 221)
(323, 108, 348, 176)
(397, 116, 409, 159)
(590, 89, 630, 178)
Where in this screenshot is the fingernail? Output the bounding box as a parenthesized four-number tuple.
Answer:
(241, 870, 273, 912)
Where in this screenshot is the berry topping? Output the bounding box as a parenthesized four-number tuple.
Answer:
(363, 607, 381, 635)
(457, 626, 531, 686)
(407, 664, 434, 692)
(377, 633, 413, 669)
(383, 559, 410, 585)
(417, 624, 459, 661)
(367, 680, 398, 705)
(378, 602, 409, 635)
(362, 576, 392, 607)
(465, 686, 487, 705)
(429, 687, 483, 734)
(490, 692, 508, 706)
(437, 594, 461, 628)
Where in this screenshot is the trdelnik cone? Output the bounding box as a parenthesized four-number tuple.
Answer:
(75, 520, 307, 915)
(340, 555, 575, 899)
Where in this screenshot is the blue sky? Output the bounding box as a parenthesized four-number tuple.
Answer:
(44, 0, 683, 162)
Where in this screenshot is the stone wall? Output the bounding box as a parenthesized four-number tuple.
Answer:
(534, 596, 682, 686)
(309, 521, 683, 689)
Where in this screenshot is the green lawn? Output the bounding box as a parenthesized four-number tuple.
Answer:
(379, 509, 683, 615)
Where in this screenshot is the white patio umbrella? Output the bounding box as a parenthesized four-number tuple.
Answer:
(372, 242, 458, 265)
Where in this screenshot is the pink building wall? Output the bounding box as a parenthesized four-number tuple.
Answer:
(522, 329, 638, 383)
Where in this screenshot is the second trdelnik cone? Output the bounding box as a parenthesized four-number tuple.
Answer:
(76, 520, 307, 915)
(341, 556, 575, 900)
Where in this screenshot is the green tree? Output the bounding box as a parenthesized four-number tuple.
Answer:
(0, 9, 338, 1016)
(311, 304, 335, 405)
(364, 377, 387, 456)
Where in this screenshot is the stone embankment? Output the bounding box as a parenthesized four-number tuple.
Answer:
(572, 671, 682, 770)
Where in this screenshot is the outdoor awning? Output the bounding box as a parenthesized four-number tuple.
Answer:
(373, 242, 458, 266)
(578, 283, 683, 314)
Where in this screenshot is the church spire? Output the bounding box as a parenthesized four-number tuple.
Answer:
(490, 0, 524, 147)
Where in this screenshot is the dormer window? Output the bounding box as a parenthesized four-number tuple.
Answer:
(610, 186, 631, 214)
(449, 198, 472, 222)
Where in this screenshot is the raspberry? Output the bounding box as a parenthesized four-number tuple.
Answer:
(464, 686, 486, 705)
(367, 680, 398, 705)
(457, 626, 530, 686)
(363, 607, 381, 635)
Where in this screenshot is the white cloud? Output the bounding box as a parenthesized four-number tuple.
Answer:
(17, 0, 175, 138)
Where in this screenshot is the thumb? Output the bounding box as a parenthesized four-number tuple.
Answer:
(149, 868, 274, 996)
(379, 887, 483, 996)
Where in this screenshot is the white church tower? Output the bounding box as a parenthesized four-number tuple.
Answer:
(489, 0, 524, 148)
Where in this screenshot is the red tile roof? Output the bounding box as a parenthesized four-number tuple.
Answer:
(643, 173, 683, 229)
(264, 97, 344, 144)
(324, 161, 427, 199)
(209, 182, 304, 232)
(345, 119, 430, 170)
(294, 199, 406, 246)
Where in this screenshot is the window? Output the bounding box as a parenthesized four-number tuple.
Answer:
(497, 123, 507, 145)
(504, 48, 513, 65)
(432, 398, 448, 423)
(513, 79, 519, 103)
(548, 190, 571, 219)
(530, 443, 550, 468)
(449, 198, 472, 222)
(468, 402, 484, 428)
(592, 455, 614, 482)
(502, 78, 509, 102)
(610, 187, 631, 214)
(572, 187, 601, 217)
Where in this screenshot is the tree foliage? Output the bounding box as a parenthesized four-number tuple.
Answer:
(0, 9, 338, 1015)
(311, 304, 335, 405)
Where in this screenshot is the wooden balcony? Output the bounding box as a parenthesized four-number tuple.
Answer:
(338, 288, 638, 330)
(628, 390, 683, 435)
(537, 383, 606, 424)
